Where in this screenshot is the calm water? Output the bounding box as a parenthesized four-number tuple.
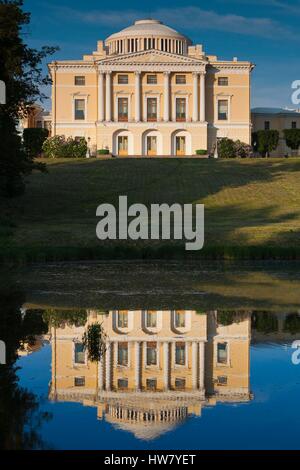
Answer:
(1, 262, 300, 450)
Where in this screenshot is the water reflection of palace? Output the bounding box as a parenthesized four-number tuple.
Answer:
(49, 310, 251, 440)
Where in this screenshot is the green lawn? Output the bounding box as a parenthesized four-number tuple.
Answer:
(2, 157, 300, 261)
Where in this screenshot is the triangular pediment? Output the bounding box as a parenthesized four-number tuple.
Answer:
(98, 49, 207, 66)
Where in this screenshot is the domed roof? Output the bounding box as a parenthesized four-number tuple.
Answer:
(106, 19, 189, 41)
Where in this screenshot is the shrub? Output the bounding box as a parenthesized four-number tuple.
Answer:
(23, 128, 49, 158)
(97, 149, 110, 155)
(283, 129, 300, 151)
(234, 140, 253, 158)
(217, 137, 236, 158)
(42, 135, 87, 158)
(195, 149, 207, 155)
(252, 130, 279, 157)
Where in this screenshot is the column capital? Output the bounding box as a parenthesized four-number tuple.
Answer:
(164, 71, 171, 76)
(134, 70, 141, 75)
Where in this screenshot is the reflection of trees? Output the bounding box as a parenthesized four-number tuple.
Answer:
(284, 314, 300, 335)
(43, 308, 87, 327)
(0, 287, 51, 449)
(217, 310, 246, 326)
(251, 311, 278, 334)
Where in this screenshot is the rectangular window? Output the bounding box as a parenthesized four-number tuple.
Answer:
(74, 377, 85, 387)
(75, 76, 85, 86)
(36, 121, 42, 128)
(147, 74, 157, 84)
(175, 311, 185, 328)
(218, 77, 228, 86)
(147, 98, 157, 121)
(264, 121, 270, 130)
(176, 98, 186, 121)
(118, 342, 128, 366)
(118, 311, 128, 328)
(146, 342, 157, 366)
(292, 121, 297, 129)
(118, 378, 128, 390)
(176, 75, 186, 84)
(217, 342, 228, 364)
(146, 378, 157, 390)
(74, 343, 85, 364)
(118, 74, 128, 84)
(118, 97, 128, 121)
(74, 99, 85, 120)
(218, 100, 228, 121)
(175, 378, 186, 390)
(175, 342, 186, 366)
(146, 311, 157, 328)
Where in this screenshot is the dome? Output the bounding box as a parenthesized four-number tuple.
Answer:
(105, 19, 192, 56)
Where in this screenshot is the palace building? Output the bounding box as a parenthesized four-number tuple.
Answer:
(49, 310, 251, 440)
(48, 19, 254, 157)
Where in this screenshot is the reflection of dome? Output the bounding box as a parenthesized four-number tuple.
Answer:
(105, 19, 192, 56)
(111, 421, 178, 441)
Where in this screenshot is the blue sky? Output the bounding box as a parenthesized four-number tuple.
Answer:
(23, 0, 300, 109)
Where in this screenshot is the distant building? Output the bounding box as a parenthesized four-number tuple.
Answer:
(49, 310, 251, 441)
(252, 107, 300, 156)
(19, 104, 52, 135)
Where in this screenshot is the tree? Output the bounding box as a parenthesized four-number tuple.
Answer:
(0, 0, 58, 197)
(283, 129, 300, 152)
(252, 130, 279, 157)
(23, 128, 49, 158)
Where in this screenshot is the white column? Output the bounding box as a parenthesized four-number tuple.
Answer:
(163, 72, 170, 122)
(163, 342, 170, 390)
(199, 341, 205, 390)
(98, 72, 104, 122)
(200, 72, 206, 122)
(135, 341, 141, 391)
(135, 71, 141, 122)
(192, 341, 198, 390)
(105, 341, 112, 391)
(105, 72, 112, 122)
(99, 356, 104, 391)
(192, 73, 199, 122)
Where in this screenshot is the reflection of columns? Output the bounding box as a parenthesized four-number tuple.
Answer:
(192, 341, 198, 390)
(163, 341, 170, 390)
(192, 73, 199, 122)
(105, 342, 112, 391)
(105, 72, 112, 122)
(135, 341, 141, 391)
(163, 72, 170, 122)
(135, 71, 141, 122)
(99, 356, 105, 391)
(199, 341, 205, 390)
(98, 72, 104, 122)
(200, 72, 206, 122)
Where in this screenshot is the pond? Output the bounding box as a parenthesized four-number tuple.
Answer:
(1, 261, 300, 450)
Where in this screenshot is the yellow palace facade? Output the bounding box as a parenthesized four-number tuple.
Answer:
(49, 310, 251, 440)
(49, 19, 254, 157)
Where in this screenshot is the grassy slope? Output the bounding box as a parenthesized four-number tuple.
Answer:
(2, 157, 300, 261)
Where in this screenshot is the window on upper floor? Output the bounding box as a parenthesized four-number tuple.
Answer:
(74, 99, 85, 120)
(146, 311, 157, 328)
(147, 98, 157, 121)
(218, 77, 229, 86)
(217, 342, 228, 364)
(292, 121, 297, 129)
(147, 74, 157, 84)
(118, 97, 128, 121)
(117, 311, 128, 328)
(218, 100, 228, 121)
(175, 74, 186, 84)
(118, 74, 128, 84)
(176, 98, 186, 121)
(175, 311, 185, 328)
(74, 342, 85, 364)
(175, 342, 186, 366)
(118, 342, 128, 366)
(75, 76, 85, 86)
(146, 342, 157, 366)
(264, 121, 270, 130)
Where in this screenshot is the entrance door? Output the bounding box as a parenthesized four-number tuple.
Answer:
(118, 136, 128, 156)
(147, 136, 157, 156)
(176, 136, 185, 156)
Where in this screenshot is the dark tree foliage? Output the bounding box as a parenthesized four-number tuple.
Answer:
(251, 311, 278, 334)
(0, 0, 58, 196)
(284, 313, 300, 335)
(283, 129, 300, 151)
(252, 130, 279, 157)
(23, 127, 49, 158)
